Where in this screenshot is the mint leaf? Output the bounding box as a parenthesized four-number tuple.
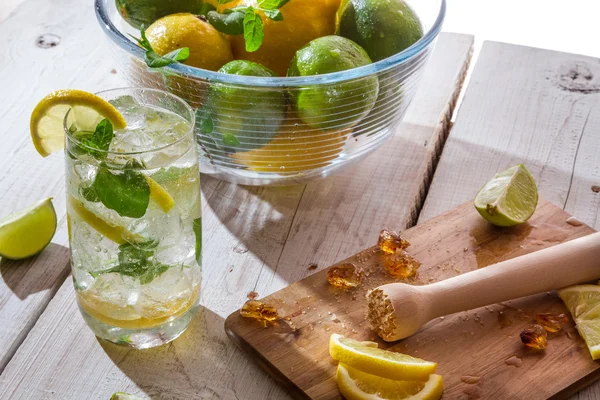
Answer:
(258, 0, 290, 9)
(193, 217, 202, 266)
(218, 0, 235, 4)
(87, 119, 114, 158)
(92, 241, 169, 285)
(132, 26, 189, 69)
(150, 166, 189, 183)
(93, 166, 150, 218)
(195, 108, 214, 134)
(207, 10, 245, 35)
(146, 47, 190, 68)
(222, 133, 241, 147)
(263, 9, 282, 21)
(243, 7, 264, 52)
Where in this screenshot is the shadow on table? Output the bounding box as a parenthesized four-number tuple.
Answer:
(101, 306, 314, 399)
(0, 243, 70, 300)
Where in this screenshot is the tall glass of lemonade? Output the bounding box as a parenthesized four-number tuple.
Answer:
(64, 88, 201, 348)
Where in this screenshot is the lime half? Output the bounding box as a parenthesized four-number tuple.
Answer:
(0, 198, 57, 260)
(474, 164, 538, 227)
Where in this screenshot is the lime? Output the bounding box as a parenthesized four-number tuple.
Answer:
(288, 35, 379, 131)
(145, 13, 233, 71)
(30, 90, 127, 157)
(558, 285, 600, 359)
(329, 334, 437, 381)
(474, 164, 538, 227)
(206, 60, 285, 152)
(115, 0, 212, 29)
(337, 0, 424, 62)
(336, 363, 443, 400)
(0, 198, 56, 260)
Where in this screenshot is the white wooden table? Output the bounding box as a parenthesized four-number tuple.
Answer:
(0, 0, 599, 399)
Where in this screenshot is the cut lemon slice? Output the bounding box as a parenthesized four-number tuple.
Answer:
(329, 334, 437, 381)
(68, 196, 142, 245)
(145, 176, 175, 213)
(30, 89, 127, 157)
(558, 285, 600, 360)
(336, 363, 443, 400)
(474, 164, 538, 227)
(0, 198, 56, 260)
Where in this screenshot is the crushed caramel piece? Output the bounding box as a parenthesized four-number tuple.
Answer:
(520, 324, 547, 350)
(240, 300, 278, 321)
(327, 263, 363, 289)
(382, 250, 421, 278)
(535, 312, 569, 333)
(378, 229, 410, 254)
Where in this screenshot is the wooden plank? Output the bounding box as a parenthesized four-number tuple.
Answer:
(418, 41, 600, 398)
(0, 8, 473, 398)
(225, 200, 596, 399)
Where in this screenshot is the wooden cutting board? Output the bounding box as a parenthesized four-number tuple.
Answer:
(225, 199, 599, 399)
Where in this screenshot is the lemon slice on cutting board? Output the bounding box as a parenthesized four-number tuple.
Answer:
(336, 363, 443, 400)
(0, 198, 56, 260)
(474, 164, 538, 227)
(329, 334, 437, 381)
(558, 285, 600, 359)
(30, 89, 127, 157)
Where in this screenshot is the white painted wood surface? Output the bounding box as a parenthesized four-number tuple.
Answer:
(0, 0, 473, 398)
(418, 41, 600, 399)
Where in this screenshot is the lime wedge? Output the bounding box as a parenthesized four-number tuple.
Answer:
(474, 164, 538, 227)
(0, 198, 56, 260)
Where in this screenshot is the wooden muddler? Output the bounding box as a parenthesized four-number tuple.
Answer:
(367, 231, 600, 342)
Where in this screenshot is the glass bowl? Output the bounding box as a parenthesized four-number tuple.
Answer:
(95, 0, 445, 186)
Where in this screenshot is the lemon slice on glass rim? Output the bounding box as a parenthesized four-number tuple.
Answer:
(30, 89, 127, 157)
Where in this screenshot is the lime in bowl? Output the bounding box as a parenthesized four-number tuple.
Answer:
(95, 0, 445, 186)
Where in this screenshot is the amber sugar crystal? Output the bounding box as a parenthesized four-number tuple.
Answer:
(378, 229, 410, 254)
(382, 250, 421, 278)
(535, 312, 569, 333)
(327, 263, 363, 289)
(520, 324, 548, 350)
(240, 300, 278, 322)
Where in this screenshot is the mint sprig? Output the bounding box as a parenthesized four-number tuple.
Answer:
(91, 240, 169, 284)
(130, 26, 190, 68)
(207, 0, 288, 52)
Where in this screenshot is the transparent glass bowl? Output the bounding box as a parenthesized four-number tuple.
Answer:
(95, 0, 445, 186)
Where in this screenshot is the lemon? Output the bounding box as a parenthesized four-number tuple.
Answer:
(229, 0, 341, 76)
(336, 363, 443, 400)
(474, 164, 538, 227)
(329, 334, 437, 381)
(145, 176, 175, 213)
(68, 196, 142, 245)
(0, 198, 56, 260)
(30, 90, 127, 157)
(558, 285, 600, 359)
(145, 13, 233, 71)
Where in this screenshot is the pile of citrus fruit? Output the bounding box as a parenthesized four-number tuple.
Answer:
(329, 334, 443, 399)
(117, 0, 425, 173)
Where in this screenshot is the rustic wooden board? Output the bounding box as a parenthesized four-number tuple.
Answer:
(0, 0, 474, 395)
(225, 199, 597, 399)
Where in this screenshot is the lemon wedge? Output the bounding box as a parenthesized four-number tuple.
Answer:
(145, 176, 175, 213)
(30, 89, 127, 157)
(68, 196, 142, 245)
(558, 285, 600, 359)
(336, 363, 443, 400)
(0, 198, 56, 260)
(329, 334, 437, 381)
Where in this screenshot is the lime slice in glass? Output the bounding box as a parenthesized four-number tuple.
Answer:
(0, 198, 56, 260)
(474, 164, 538, 227)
